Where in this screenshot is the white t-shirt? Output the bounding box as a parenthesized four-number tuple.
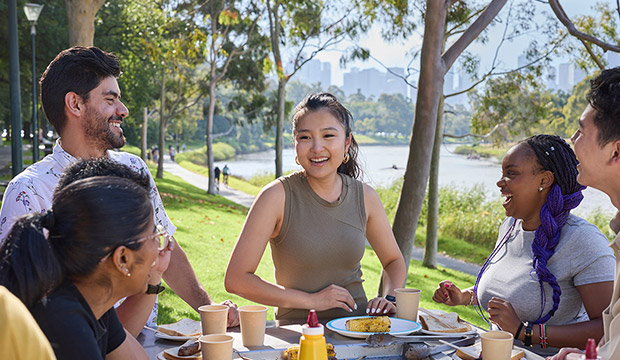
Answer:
(477, 214, 615, 326)
(0, 140, 176, 327)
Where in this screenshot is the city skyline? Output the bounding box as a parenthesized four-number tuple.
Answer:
(302, 1, 608, 89)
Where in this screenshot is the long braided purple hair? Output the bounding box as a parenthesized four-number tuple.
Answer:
(525, 134, 585, 323)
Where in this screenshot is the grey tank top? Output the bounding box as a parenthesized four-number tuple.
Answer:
(270, 171, 368, 321)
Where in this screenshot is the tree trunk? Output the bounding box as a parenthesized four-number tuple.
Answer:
(206, 79, 217, 194)
(423, 95, 445, 268)
(268, 0, 286, 179)
(157, 71, 166, 179)
(391, 0, 448, 271)
(275, 78, 286, 178)
(141, 107, 148, 161)
(65, 0, 105, 46)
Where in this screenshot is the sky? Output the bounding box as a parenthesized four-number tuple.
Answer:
(306, 1, 609, 87)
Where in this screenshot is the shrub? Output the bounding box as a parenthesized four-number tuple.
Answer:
(175, 143, 236, 165)
(377, 181, 504, 251)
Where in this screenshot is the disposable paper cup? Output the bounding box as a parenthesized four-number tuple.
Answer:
(200, 334, 233, 360)
(480, 330, 513, 360)
(238, 305, 268, 347)
(199, 304, 228, 335)
(394, 288, 421, 321)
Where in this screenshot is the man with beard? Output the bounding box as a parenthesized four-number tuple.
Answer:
(0, 47, 239, 336)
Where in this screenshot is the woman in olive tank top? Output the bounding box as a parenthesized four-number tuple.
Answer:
(225, 93, 407, 322)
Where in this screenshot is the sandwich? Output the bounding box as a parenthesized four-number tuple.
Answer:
(162, 339, 201, 360)
(158, 318, 202, 337)
(455, 343, 525, 360)
(345, 316, 391, 332)
(418, 312, 471, 333)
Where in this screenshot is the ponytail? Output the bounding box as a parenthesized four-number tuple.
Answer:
(0, 214, 62, 308)
(525, 134, 585, 323)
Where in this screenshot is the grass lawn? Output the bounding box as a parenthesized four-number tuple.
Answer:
(152, 167, 488, 328)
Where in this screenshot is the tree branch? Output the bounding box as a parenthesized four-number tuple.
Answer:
(442, 0, 508, 70)
(579, 38, 605, 70)
(549, 0, 620, 53)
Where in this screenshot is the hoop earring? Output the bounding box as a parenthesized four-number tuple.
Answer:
(538, 186, 543, 192)
(295, 156, 300, 165)
(343, 153, 350, 164)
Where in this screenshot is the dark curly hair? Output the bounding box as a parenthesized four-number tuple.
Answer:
(587, 67, 620, 146)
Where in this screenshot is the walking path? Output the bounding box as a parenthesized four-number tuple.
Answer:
(161, 156, 481, 276)
(162, 156, 255, 208)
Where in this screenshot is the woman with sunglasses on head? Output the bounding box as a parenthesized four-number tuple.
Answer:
(432, 135, 615, 354)
(225, 93, 406, 323)
(0, 176, 173, 360)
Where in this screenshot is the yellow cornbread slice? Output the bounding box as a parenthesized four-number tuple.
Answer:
(345, 316, 391, 332)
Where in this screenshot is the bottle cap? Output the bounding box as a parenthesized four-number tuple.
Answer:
(585, 338, 597, 359)
(302, 309, 324, 335)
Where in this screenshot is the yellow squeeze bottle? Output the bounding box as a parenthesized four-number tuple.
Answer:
(298, 310, 328, 360)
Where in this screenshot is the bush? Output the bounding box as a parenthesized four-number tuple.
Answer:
(454, 144, 507, 160)
(377, 181, 616, 258)
(585, 208, 616, 241)
(175, 143, 236, 165)
(377, 181, 505, 251)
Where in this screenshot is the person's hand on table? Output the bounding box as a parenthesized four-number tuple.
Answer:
(310, 284, 357, 313)
(366, 297, 396, 316)
(545, 348, 583, 360)
(220, 299, 239, 327)
(487, 297, 521, 335)
(432, 280, 469, 306)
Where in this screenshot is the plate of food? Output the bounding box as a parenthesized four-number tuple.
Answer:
(155, 318, 202, 341)
(418, 309, 477, 336)
(326, 315, 421, 339)
(157, 339, 202, 359)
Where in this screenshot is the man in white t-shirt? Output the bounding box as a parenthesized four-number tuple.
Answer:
(0, 47, 239, 336)
(549, 69, 620, 359)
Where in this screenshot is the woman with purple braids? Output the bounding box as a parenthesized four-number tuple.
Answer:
(432, 135, 614, 353)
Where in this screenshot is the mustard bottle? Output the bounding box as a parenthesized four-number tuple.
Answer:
(298, 310, 328, 360)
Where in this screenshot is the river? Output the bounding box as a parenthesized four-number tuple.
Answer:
(218, 144, 615, 217)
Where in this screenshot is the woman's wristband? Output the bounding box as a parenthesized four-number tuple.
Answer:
(514, 322, 525, 340)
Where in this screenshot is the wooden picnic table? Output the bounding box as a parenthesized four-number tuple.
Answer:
(138, 320, 546, 360)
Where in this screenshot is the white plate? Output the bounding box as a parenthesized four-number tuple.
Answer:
(156, 351, 166, 360)
(326, 316, 421, 339)
(154, 331, 200, 341)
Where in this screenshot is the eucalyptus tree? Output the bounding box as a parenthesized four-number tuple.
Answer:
(386, 0, 508, 272)
(175, 0, 269, 194)
(65, 0, 105, 46)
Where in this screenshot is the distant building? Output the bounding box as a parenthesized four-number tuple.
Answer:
(558, 63, 571, 91)
(444, 69, 455, 94)
(292, 59, 332, 87)
(342, 67, 409, 99)
(546, 65, 558, 90)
